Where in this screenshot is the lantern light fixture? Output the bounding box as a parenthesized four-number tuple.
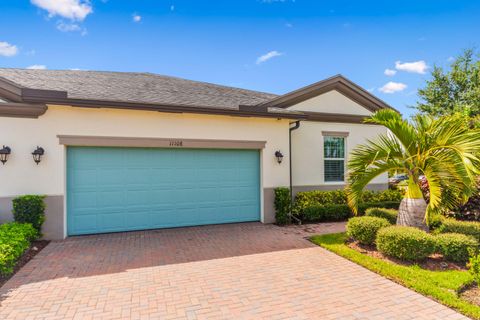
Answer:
(274, 150, 284, 164)
(32, 146, 45, 165)
(0, 146, 11, 165)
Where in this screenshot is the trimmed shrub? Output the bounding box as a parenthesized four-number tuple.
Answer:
(274, 187, 291, 225)
(346, 216, 391, 245)
(301, 201, 401, 223)
(0, 223, 38, 276)
(365, 207, 398, 224)
(293, 189, 403, 214)
(435, 233, 479, 262)
(376, 226, 436, 261)
(468, 248, 480, 284)
(12, 195, 46, 233)
(438, 219, 480, 240)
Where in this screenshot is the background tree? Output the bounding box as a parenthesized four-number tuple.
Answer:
(416, 49, 480, 117)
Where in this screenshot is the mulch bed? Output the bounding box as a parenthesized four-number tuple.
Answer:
(346, 239, 467, 271)
(0, 240, 49, 288)
(460, 284, 480, 306)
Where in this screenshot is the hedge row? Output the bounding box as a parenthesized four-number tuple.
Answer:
(302, 201, 401, 223)
(0, 223, 38, 276)
(294, 189, 403, 214)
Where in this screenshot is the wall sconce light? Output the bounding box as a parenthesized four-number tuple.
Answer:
(0, 145, 11, 165)
(274, 150, 284, 164)
(32, 146, 45, 165)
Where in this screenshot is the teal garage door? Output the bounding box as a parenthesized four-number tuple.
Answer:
(67, 147, 261, 236)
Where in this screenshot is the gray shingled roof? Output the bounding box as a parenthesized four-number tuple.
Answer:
(0, 68, 278, 109)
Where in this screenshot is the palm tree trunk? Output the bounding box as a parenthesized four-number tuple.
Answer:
(396, 198, 429, 231)
(396, 177, 429, 231)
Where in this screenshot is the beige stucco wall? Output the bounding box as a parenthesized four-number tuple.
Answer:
(288, 90, 373, 116)
(291, 121, 388, 187)
(288, 89, 388, 188)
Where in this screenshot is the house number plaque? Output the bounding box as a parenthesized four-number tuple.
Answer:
(169, 140, 183, 147)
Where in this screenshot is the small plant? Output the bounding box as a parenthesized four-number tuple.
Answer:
(468, 248, 480, 285)
(12, 195, 46, 233)
(0, 223, 38, 276)
(365, 207, 398, 224)
(274, 187, 290, 225)
(435, 233, 478, 263)
(376, 226, 436, 261)
(346, 216, 391, 245)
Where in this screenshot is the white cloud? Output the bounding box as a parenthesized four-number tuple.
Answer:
(31, 0, 93, 21)
(56, 21, 81, 32)
(256, 50, 283, 65)
(132, 14, 141, 22)
(447, 56, 455, 62)
(395, 60, 428, 74)
(367, 87, 376, 93)
(27, 65, 47, 70)
(379, 81, 407, 94)
(0, 41, 18, 57)
(384, 68, 397, 76)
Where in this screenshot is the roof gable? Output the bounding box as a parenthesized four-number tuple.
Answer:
(287, 90, 373, 116)
(258, 75, 394, 113)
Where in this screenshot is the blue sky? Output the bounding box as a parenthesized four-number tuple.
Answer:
(1, 1, 479, 116)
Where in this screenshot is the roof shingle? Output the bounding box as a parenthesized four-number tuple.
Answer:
(0, 68, 277, 109)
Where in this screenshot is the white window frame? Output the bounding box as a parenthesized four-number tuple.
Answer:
(322, 131, 349, 184)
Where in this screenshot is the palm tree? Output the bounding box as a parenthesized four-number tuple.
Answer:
(346, 109, 480, 230)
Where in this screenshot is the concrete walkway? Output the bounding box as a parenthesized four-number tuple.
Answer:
(0, 222, 467, 319)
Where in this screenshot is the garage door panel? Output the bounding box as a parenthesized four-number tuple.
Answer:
(96, 169, 125, 186)
(69, 169, 97, 188)
(97, 212, 126, 231)
(97, 191, 125, 207)
(150, 168, 176, 183)
(124, 211, 151, 229)
(67, 147, 260, 235)
(71, 214, 98, 233)
(126, 190, 152, 206)
(71, 191, 97, 209)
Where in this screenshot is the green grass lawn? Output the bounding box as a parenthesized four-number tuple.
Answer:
(310, 232, 480, 320)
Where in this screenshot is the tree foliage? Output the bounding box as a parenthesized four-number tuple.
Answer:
(416, 49, 480, 117)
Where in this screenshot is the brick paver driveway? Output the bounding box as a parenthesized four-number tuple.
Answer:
(0, 222, 467, 320)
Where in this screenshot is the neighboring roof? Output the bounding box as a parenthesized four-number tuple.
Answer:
(258, 74, 395, 113)
(0, 68, 394, 120)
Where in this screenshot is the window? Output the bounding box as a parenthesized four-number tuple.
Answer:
(324, 136, 345, 182)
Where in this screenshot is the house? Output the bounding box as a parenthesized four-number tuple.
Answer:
(0, 69, 392, 239)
